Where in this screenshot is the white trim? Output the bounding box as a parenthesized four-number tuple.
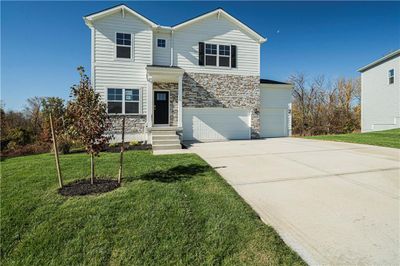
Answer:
(170, 31, 174, 66)
(147, 77, 153, 127)
(84, 5, 158, 28)
(157, 38, 167, 48)
(153, 90, 170, 125)
(83, 5, 266, 44)
(358, 49, 400, 72)
(107, 88, 142, 115)
(91, 27, 95, 89)
(115, 32, 134, 61)
(204, 42, 232, 69)
(178, 75, 183, 128)
(172, 9, 266, 43)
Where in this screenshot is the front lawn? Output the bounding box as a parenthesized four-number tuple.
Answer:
(304, 128, 400, 148)
(1, 151, 304, 265)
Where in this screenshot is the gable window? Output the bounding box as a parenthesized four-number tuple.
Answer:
(157, 39, 166, 48)
(219, 45, 231, 67)
(116, 33, 132, 59)
(107, 88, 140, 114)
(388, 69, 394, 84)
(205, 44, 217, 66)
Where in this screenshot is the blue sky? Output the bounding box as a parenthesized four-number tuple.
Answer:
(2, 1, 399, 110)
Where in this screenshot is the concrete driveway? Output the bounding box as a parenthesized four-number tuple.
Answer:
(187, 138, 400, 265)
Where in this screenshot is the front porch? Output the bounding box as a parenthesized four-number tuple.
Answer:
(146, 65, 184, 129)
(146, 65, 184, 149)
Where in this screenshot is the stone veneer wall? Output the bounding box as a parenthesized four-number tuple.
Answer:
(153, 82, 178, 126)
(108, 115, 147, 142)
(182, 72, 261, 138)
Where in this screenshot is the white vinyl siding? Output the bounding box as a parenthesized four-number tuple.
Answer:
(173, 14, 260, 76)
(153, 32, 171, 66)
(92, 10, 152, 114)
(361, 55, 400, 132)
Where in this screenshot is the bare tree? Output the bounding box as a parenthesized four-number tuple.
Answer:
(290, 73, 361, 136)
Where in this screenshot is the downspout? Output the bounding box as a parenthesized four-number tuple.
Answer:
(170, 30, 174, 66)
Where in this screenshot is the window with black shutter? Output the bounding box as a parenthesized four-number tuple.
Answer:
(201, 43, 236, 68)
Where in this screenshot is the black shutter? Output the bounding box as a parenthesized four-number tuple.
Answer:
(199, 42, 205, 66)
(231, 45, 237, 68)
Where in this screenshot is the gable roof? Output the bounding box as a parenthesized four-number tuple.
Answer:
(84, 4, 157, 28)
(358, 49, 400, 73)
(83, 5, 266, 43)
(172, 8, 266, 43)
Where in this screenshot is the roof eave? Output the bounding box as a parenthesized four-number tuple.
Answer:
(83, 4, 158, 28)
(358, 49, 400, 72)
(172, 8, 266, 44)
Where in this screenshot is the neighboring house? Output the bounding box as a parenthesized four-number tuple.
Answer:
(83, 4, 292, 149)
(358, 49, 400, 132)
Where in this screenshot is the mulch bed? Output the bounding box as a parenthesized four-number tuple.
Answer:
(59, 179, 120, 196)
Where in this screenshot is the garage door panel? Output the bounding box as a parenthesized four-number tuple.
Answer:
(183, 108, 250, 141)
(261, 108, 288, 138)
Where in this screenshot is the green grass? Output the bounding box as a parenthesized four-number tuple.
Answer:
(304, 128, 400, 148)
(1, 151, 304, 265)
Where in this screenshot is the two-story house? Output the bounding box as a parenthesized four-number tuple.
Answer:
(358, 49, 400, 132)
(84, 4, 292, 149)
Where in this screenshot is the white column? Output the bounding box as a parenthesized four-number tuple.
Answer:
(178, 74, 183, 128)
(147, 76, 153, 128)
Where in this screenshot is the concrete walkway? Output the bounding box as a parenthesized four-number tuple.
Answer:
(187, 138, 400, 265)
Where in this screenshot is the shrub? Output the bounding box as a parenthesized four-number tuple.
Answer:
(1, 142, 51, 158)
(129, 140, 139, 146)
(6, 128, 33, 146)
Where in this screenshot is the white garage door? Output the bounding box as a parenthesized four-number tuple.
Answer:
(260, 84, 291, 138)
(183, 108, 251, 141)
(260, 108, 288, 137)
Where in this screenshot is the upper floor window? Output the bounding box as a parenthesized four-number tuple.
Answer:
(157, 39, 166, 48)
(116, 33, 132, 59)
(204, 43, 232, 67)
(388, 69, 394, 84)
(107, 88, 140, 114)
(199, 42, 237, 68)
(219, 45, 231, 67)
(205, 44, 217, 66)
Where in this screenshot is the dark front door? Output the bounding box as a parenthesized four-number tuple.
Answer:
(154, 91, 169, 125)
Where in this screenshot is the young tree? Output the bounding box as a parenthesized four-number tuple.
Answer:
(67, 67, 111, 184)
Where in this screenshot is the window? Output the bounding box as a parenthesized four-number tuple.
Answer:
(157, 39, 166, 48)
(205, 43, 217, 66)
(116, 33, 131, 59)
(107, 89, 123, 113)
(219, 45, 231, 67)
(389, 69, 395, 84)
(156, 93, 167, 101)
(125, 89, 139, 113)
(205, 43, 231, 67)
(107, 88, 140, 114)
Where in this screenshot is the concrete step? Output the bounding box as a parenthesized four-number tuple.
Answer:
(152, 135, 180, 141)
(152, 139, 181, 145)
(152, 144, 182, 150)
(152, 130, 177, 136)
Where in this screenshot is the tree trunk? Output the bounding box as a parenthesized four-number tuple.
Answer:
(118, 116, 125, 184)
(50, 112, 63, 188)
(90, 152, 95, 184)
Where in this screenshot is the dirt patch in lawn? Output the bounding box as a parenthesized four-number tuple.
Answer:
(59, 179, 120, 196)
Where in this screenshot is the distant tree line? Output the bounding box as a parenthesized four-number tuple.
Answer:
(289, 73, 361, 136)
